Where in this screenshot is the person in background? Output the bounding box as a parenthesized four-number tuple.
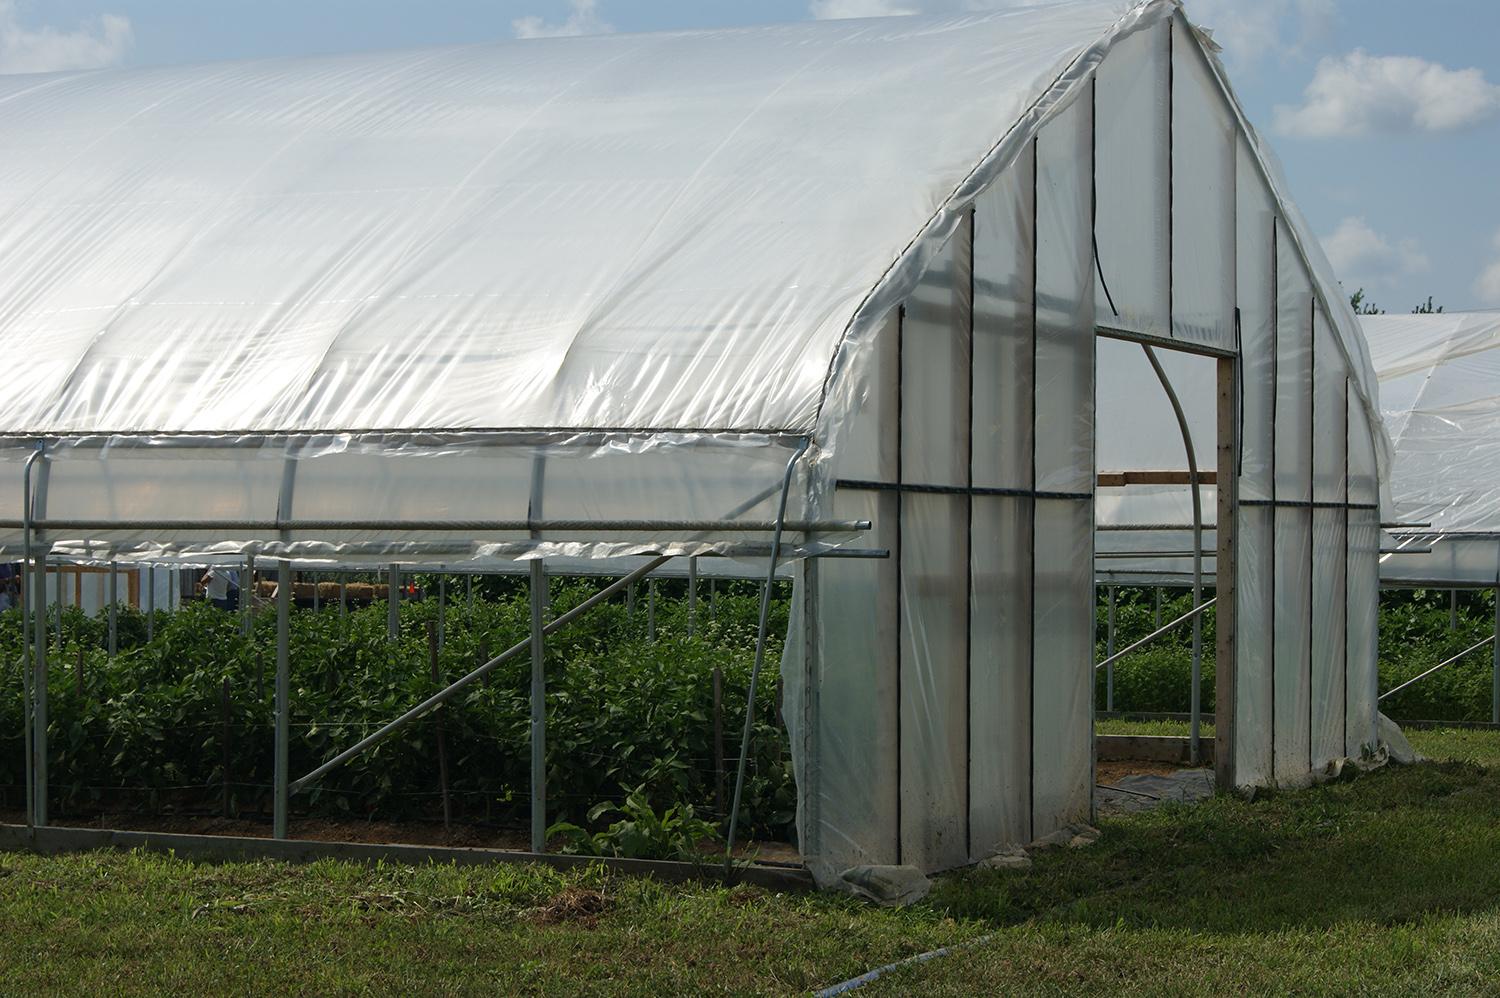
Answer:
(200, 566, 240, 611)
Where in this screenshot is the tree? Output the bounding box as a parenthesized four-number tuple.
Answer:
(1348, 288, 1444, 316)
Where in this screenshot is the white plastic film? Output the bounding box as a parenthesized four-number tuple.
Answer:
(1169, 19, 1236, 348)
(973, 158, 1034, 493)
(803, 488, 900, 881)
(969, 155, 1034, 857)
(1236, 137, 1276, 503)
(1093, 17, 1169, 334)
(0, 6, 1146, 440)
(1363, 311, 1500, 537)
(902, 233, 972, 489)
(1235, 506, 1274, 786)
(1032, 499, 1094, 834)
(1273, 507, 1312, 784)
(1276, 220, 1314, 504)
(899, 493, 970, 871)
(1346, 508, 1380, 756)
(968, 495, 1033, 855)
(1312, 310, 1348, 504)
(896, 224, 972, 872)
(1030, 88, 1093, 837)
(1311, 508, 1346, 769)
(1035, 91, 1095, 496)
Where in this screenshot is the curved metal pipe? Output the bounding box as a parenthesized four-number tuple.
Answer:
(1141, 345, 1206, 764)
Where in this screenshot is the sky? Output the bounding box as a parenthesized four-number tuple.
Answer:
(4, 0, 1498, 313)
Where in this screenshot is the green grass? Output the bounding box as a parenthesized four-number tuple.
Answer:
(4, 737, 1500, 994)
(1095, 718, 1500, 767)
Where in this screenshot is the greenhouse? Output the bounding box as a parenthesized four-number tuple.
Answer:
(1361, 310, 1500, 722)
(1, 0, 1393, 888)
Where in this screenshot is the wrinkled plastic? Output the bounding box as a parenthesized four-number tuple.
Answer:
(1363, 311, 1500, 585)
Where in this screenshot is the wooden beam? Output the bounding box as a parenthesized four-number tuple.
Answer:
(1097, 470, 1220, 488)
(1214, 356, 1239, 790)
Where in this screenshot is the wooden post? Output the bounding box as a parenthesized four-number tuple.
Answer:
(1215, 356, 1239, 790)
(429, 621, 452, 832)
(712, 666, 726, 816)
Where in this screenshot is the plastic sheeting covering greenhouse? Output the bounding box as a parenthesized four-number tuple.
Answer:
(0, 0, 1393, 886)
(1363, 311, 1500, 587)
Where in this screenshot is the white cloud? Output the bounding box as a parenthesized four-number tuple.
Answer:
(1476, 230, 1500, 306)
(513, 0, 612, 39)
(810, 0, 920, 18)
(1275, 49, 1500, 138)
(1321, 217, 1429, 292)
(1189, 0, 1335, 70)
(0, 0, 132, 74)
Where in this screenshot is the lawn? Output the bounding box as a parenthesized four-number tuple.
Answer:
(4, 732, 1500, 995)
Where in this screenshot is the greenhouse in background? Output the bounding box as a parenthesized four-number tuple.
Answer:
(0, 0, 1404, 888)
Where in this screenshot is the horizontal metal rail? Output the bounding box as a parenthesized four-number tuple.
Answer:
(1094, 597, 1217, 673)
(1095, 550, 1215, 560)
(290, 555, 672, 795)
(1378, 635, 1496, 702)
(1096, 522, 1218, 532)
(6, 517, 869, 534)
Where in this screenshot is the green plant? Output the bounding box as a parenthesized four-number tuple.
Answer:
(546, 786, 722, 861)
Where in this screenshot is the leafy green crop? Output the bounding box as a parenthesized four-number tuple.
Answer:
(0, 578, 795, 842)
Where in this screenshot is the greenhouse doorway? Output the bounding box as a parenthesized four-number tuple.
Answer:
(1093, 329, 1238, 793)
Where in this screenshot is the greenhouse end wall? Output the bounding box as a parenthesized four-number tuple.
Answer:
(789, 12, 1383, 886)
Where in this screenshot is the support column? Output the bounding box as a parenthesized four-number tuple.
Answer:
(274, 559, 291, 840)
(145, 565, 155, 641)
(529, 558, 547, 854)
(31, 547, 49, 828)
(687, 557, 698, 638)
(647, 579, 657, 642)
(1492, 589, 1499, 725)
(1105, 585, 1117, 712)
(1214, 355, 1240, 789)
(387, 564, 401, 641)
(107, 562, 118, 659)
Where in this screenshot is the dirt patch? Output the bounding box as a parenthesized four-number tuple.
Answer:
(1097, 760, 1187, 784)
(529, 885, 611, 926)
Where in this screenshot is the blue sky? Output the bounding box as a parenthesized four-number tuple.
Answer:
(6, 0, 1499, 312)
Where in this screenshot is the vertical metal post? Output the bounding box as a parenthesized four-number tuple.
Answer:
(242, 554, 254, 636)
(145, 564, 155, 642)
(312, 571, 320, 613)
(647, 579, 657, 642)
(1105, 585, 1117, 713)
(626, 581, 635, 622)
(687, 557, 698, 638)
(107, 561, 118, 659)
(32, 548, 48, 828)
(1154, 586, 1163, 630)
(710, 578, 718, 623)
(466, 574, 474, 616)
(529, 558, 547, 854)
(54, 565, 63, 647)
(21, 445, 44, 833)
(727, 439, 808, 867)
(438, 573, 447, 648)
(1451, 590, 1459, 631)
(1492, 589, 1499, 725)
(274, 559, 291, 840)
(387, 564, 401, 641)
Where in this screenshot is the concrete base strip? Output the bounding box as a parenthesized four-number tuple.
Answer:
(0, 823, 813, 892)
